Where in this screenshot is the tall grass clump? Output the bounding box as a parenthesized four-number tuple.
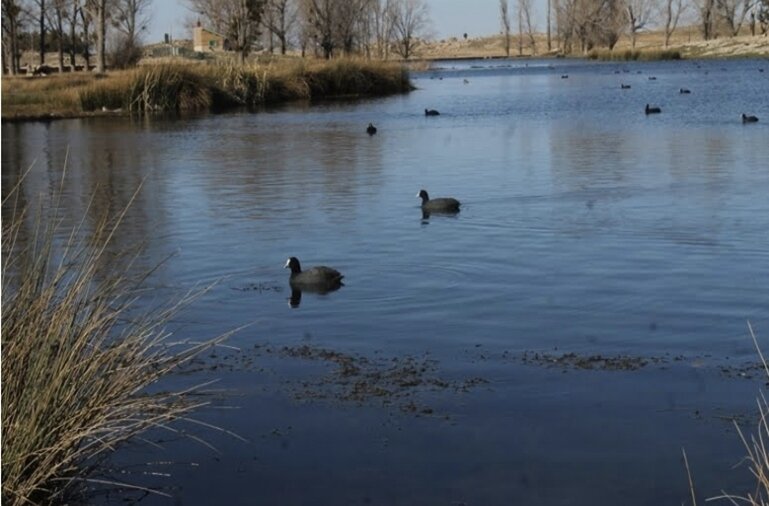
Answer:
(77, 60, 413, 115)
(302, 58, 413, 98)
(80, 64, 213, 114)
(1, 173, 226, 505)
(587, 48, 682, 61)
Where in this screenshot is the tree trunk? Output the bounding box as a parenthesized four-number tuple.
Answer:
(39, 0, 46, 65)
(56, 9, 65, 70)
(4, 4, 20, 74)
(547, 0, 552, 51)
(96, 0, 106, 72)
(69, 6, 77, 67)
(518, 4, 523, 55)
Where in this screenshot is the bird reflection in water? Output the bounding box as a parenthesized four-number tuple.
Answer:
(287, 284, 343, 308)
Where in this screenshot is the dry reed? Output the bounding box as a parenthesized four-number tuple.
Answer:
(1, 168, 229, 505)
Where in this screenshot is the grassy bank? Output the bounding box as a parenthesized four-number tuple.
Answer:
(1, 180, 227, 504)
(1, 59, 413, 120)
(587, 48, 683, 61)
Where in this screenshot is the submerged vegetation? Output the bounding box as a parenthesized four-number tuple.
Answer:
(1, 177, 228, 505)
(2, 59, 413, 120)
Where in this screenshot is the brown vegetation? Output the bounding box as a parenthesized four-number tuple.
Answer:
(1, 58, 412, 121)
(1, 178, 229, 505)
(418, 26, 769, 59)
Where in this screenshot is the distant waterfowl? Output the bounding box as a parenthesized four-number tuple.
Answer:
(648, 76, 657, 80)
(366, 123, 377, 135)
(463, 79, 470, 84)
(425, 108, 440, 116)
(742, 113, 759, 123)
(645, 104, 662, 114)
(561, 74, 569, 79)
(284, 257, 344, 292)
(679, 88, 691, 94)
(417, 189, 460, 213)
(620, 84, 631, 89)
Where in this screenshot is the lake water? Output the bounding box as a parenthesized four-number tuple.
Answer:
(3, 57, 769, 505)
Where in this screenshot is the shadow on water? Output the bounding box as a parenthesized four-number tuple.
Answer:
(420, 208, 461, 224)
(287, 283, 344, 308)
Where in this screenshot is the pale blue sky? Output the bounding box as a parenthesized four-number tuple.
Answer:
(147, 0, 546, 44)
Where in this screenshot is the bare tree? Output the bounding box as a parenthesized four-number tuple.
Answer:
(112, 0, 151, 42)
(2, 0, 23, 74)
(558, 0, 625, 53)
(662, 0, 686, 45)
(390, 0, 429, 59)
(500, 0, 511, 56)
(49, 0, 67, 69)
(336, 0, 369, 54)
(520, 0, 536, 53)
(759, 0, 769, 34)
(67, 0, 79, 67)
(80, 2, 92, 69)
(369, 0, 396, 59)
(84, 0, 107, 72)
(301, 0, 335, 57)
(264, 0, 297, 54)
(110, 0, 151, 66)
(626, 0, 655, 47)
(695, 0, 716, 38)
(547, 0, 552, 50)
(189, 0, 266, 63)
(517, 0, 523, 54)
(33, 0, 47, 65)
(716, 0, 757, 35)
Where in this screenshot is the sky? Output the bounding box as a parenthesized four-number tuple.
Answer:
(147, 0, 547, 45)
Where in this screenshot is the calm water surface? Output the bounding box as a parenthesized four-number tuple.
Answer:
(3, 57, 769, 505)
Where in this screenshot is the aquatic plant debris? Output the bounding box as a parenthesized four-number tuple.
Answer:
(261, 344, 490, 415)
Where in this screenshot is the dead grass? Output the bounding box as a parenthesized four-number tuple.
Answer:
(2, 59, 412, 120)
(1, 168, 230, 505)
(419, 26, 768, 60)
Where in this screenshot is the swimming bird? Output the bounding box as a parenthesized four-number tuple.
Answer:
(417, 189, 460, 213)
(645, 104, 662, 114)
(425, 108, 440, 116)
(621, 84, 631, 89)
(742, 113, 759, 123)
(561, 74, 569, 79)
(648, 76, 657, 80)
(366, 123, 377, 135)
(284, 257, 344, 292)
(679, 88, 691, 94)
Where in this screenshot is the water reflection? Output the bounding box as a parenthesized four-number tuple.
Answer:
(287, 284, 344, 308)
(3, 57, 769, 506)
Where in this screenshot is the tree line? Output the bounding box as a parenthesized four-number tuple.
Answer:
(187, 0, 432, 63)
(2, 0, 151, 74)
(1, 0, 433, 72)
(4, 0, 769, 75)
(499, 0, 769, 57)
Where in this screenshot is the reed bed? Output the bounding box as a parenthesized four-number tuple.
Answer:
(2, 59, 412, 119)
(587, 48, 683, 61)
(1, 175, 228, 505)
